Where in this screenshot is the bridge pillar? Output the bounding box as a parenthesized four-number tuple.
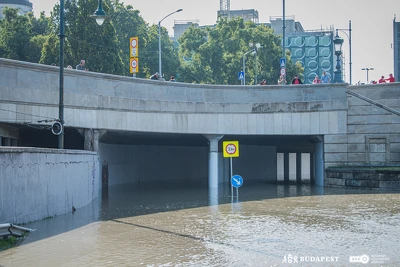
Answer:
(310, 153, 315, 184)
(296, 153, 302, 183)
(284, 153, 289, 182)
(315, 140, 324, 186)
(84, 129, 105, 152)
(204, 135, 224, 189)
(3, 138, 11, 146)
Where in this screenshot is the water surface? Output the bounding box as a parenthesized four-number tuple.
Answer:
(0, 182, 399, 266)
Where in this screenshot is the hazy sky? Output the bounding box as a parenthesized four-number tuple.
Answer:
(29, 0, 400, 84)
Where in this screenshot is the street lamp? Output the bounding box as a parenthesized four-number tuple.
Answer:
(92, 0, 106, 25)
(242, 49, 256, 85)
(58, 0, 105, 149)
(158, 9, 183, 80)
(332, 32, 344, 83)
(361, 67, 374, 83)
(282, 0, 286, 81)
(249, 43, 262, 85)
(336, 20, 352, 84)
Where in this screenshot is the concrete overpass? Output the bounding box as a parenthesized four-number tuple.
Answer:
(1, 58, 400, 189)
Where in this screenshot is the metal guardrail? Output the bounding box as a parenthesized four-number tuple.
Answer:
(0, 223, 35, 238)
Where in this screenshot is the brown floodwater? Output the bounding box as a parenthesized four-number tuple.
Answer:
(0, 182, 399, 266)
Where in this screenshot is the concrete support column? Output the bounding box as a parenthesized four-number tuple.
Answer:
(93, 130, 100, 152)
(84, 129, 103, 152)
(310, 153, 315, 184)
(204, 135, 224, 189)
(296, 153, 302, 183)
(3, 138, 11, 146)
(284, 152, 289, 183)
(315, 140, 324, 186)
(84, 129, 94, 151)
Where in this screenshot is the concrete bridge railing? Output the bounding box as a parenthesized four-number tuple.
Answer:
(0, 58, 347, 136)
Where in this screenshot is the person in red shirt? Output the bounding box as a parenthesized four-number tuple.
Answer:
(312, 75, 321, 84)
(378, 76, 386, 83)
(291, 75, 303, 85)
(385, 73, 395, 83)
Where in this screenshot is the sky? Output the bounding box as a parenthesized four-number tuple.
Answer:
(29, 0, 400, 84)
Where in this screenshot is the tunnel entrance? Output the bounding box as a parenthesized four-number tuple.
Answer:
(99, 131, 322, 187)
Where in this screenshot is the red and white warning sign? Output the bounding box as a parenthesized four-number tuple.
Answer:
(130, 57, 138, 73)
(223, 141, 239, 158)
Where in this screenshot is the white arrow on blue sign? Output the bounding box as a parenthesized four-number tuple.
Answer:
(238, 71, 244, 80)
(231, 175, 243, 188)
(280, 58, 286, 68)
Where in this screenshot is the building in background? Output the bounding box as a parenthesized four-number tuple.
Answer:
(0, 0, 32, 19)
(394, 17, 400, 82)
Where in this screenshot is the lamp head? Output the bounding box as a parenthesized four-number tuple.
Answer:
(333, 33, 344, 55)
(92, 0, 106, 25)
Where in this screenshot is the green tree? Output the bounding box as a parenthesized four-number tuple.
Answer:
(178, 17, 303, 85)
(107, 1, 148, 77)
(44, 0, 123, 73)
(0, 8, 32, 61)
(143, 24, 180, 80)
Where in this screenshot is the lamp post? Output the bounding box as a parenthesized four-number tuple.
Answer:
(58, 0, 105, 149)
(92, 0, 106, 25)
(361, 67, 374, 83)
(336, 20, 352, 84)
(158, 9, 182, 80)
(249, 42, 262, 85)
(332, 32, 344, 83)
(242, 49, 256, 85)
(282, 0, 286, 81)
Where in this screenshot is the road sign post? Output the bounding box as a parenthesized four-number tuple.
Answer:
(238, 71, 244, 85)
(231, 174, 243, 198)
(130, 37, 139, 75)
(223, 141, 242, 199)
(280, 58, 286, 81)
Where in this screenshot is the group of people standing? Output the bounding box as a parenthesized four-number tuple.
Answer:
(276, 70, 331, 85)
(374, 74, 396, 84)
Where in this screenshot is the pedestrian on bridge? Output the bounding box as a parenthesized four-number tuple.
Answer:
(76, 60, 86, 71)
(385, 73, 395, 83)
(150, 72, 159, 80)
(291, 75, 303, 85)
(321, 71, 330, 83)
(278, 75, 287, 85)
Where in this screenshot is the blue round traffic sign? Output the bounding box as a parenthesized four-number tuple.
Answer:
(231, 175, 243, 188)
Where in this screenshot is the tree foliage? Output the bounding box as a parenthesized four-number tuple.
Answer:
(0, 4, 302, 84)
(178, 17, 303, 85)
(0, 8, 33, 61)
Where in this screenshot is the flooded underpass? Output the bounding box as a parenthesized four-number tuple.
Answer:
(0, 182, 399, 266)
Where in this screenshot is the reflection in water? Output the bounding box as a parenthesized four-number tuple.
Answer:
(0, 181, 399, 266)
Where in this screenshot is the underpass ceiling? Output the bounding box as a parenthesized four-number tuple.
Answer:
(101, 130, 321, 152)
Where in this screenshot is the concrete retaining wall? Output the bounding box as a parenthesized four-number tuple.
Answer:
(326, 168, 400, 190)
(0, 147, 100, 224)
(324, 84, 400, 171)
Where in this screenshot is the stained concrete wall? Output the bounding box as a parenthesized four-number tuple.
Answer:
(99, 143, 208, 186)
(0, 147, 100, 224)
(324, 83, 400, 171)
(99, 143, 278, 186)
